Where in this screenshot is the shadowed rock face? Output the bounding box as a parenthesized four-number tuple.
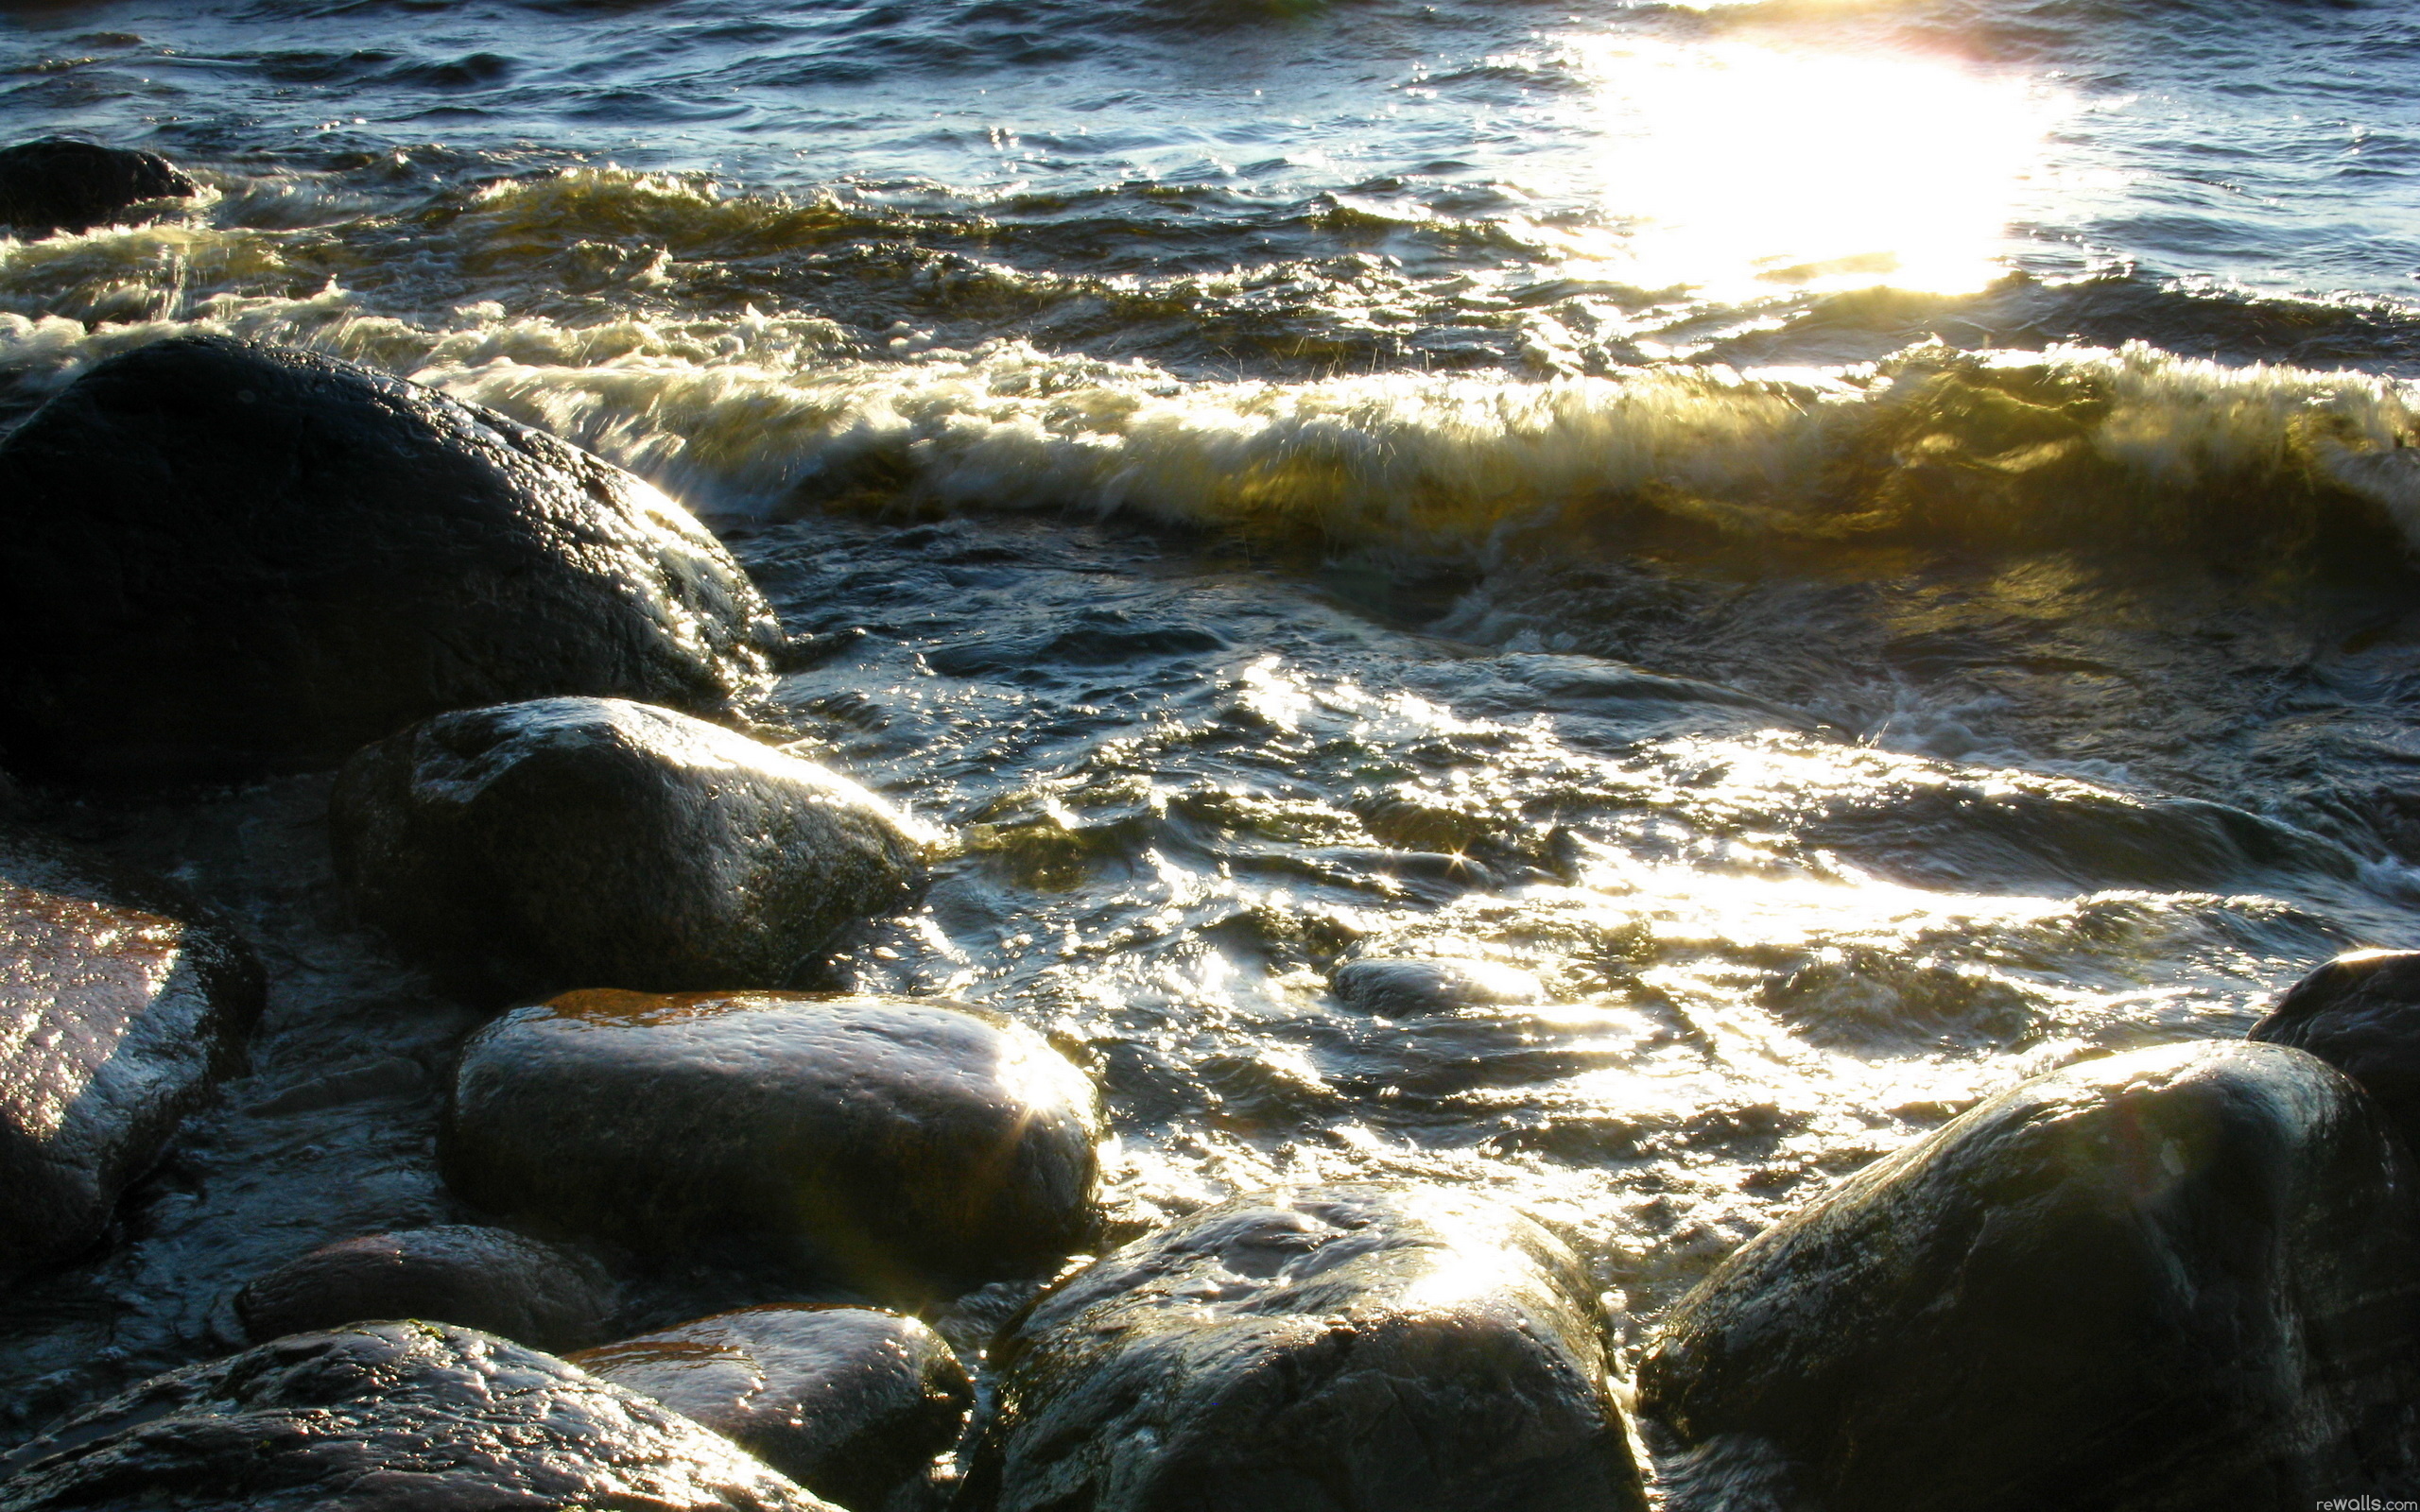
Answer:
(443, 990, 1101, 1298)
(0, 1321, 838, 1511)
(0, 828, 263, 1281)
(331, 697, 925, 999)
(968, 1181, 1651, 1512)
(571, 1304, 971, 1511)
(0, 336, 784, 782)
(2250, 948, 2420, 1151)
(235, 1226, 619, 1352)
(0, 139, 194, 238)
(1640, 1040, 2420, 1512)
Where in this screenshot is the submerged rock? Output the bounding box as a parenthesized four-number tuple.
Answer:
(968, 1181, 1650, 1512)
(235, 1225, 619, 1352)
(0, 336, 783, 782)
(332, 696, 924, 998)
(2249, 948, 2420, 1149)
(0, 1320, 835, 1510)
(571, 1304, 971, 1511)
(444, 990, 1100, 1297)
(1639, 1040, 2420, 1512)
(0, 138, 195, 238)
(0, 828, 263, 1280)
(1329, 955, 1545, 1015)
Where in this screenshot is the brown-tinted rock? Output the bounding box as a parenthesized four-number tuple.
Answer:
(0, 1321, 837, 1510)
(443, 990, 1100, 1298)
(331, 697, 925, 999)
(0, 138, 194, 238)
(2248, 947, 2420, 1150)
(572, 1305, 971, 1511)
(236, 1225, 619, 1351)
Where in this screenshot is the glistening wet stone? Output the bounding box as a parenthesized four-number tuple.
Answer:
(235, 1226, 619, 1352)
(2248, 948, 2420, 1151)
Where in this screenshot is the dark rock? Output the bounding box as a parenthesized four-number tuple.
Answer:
(2249, 947, 2420, 1149)
(1330, 956, 1544, 1015)
(331, 696, 925, 998)
(967, 1181, 1650, 1512)
(0, 336, 784, 782)
(0, 1320, 836, 1510)
(1639, 1040, 2420, 1512)
(0, 828, 263, 1280)
(235, 1225, 619, 1351)
(444, 990, 1100, 1297)
(571, 1304, 971, 1511)
(0, 138, 195, 238)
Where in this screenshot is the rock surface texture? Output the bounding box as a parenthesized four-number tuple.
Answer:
(0, 829, 263, 1280)
(0, 1320, 836, 1511)
(332, 697, 923, 998)
(967, 1181, 1651, 1512)
(235, 1225, 618, 1352)
(0, 336, 783, 782)
(444, 990, 1100, 1297)
(1329, 956, 1545, 1016)
(2249, 948, 2420, 1150)
(571, 1304, 971, 1511)
(1639, 1040, 2420, 1512)
(0, 138, 194, 237)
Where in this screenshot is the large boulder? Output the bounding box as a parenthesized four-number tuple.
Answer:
(1639, 1040, 2420, 1512)
(0, 138, 195, 238)
(235, 1225, 619, 1352)
(966, 1182, 1650, 1512)
(570, 1304, 971, 1511)
(0, 828, 263, 1280)
(0, 1321, 837, 1510)
(443, 990, 1100, 1297)
(331, 697, 924, 998)
(0, 336, 784, 782)
(2249, 948, 2420, 1149)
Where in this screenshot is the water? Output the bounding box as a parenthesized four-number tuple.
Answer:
(5, 0, 2420, 1471)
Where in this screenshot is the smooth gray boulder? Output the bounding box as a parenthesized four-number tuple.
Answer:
(0, 1321, 836, 1510)
(0, 138, 194, 238)
(1639, 1040, 2420, 1512)
(966, 1181, 1650, 1512)
(2249, 947, 2420, 1149)
(331, 697, 924, 998)
(571, 1304, 971, 1510)
(0, 828, 263, 1280)
(1330, 956, 1545, 1015)
(235, 1225, 619, 1351)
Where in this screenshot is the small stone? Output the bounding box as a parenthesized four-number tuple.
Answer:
(236, 1226, 619, 1352)
(1330, 956, 1545, 1015)
(0, 138, 194, 238)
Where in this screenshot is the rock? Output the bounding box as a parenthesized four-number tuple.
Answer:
(331, 697, 925, 998)
(966, 1182, 1650, 1512)
(1330, 956, 1544, 1015)
(2249, 948, 2420, 1149)
(0, 828, 263, 1280)
(0, 138, 195, 238)
(444, 990, 1100, 1297)
(235, 1226, 619, 1352)
(570, 1305, 971, 1511)
(0, 336, 784, 782)
(0, 1320, 837, 1510)
(1639, 1040, 2420, 1512)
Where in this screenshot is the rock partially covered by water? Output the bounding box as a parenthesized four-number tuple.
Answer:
(571, 1305, 971, 1511)
(444, 991, 1101, 1297)
(0, 828, 263, 1280)
(235, 1226, 619, 1352)
(1640, 1041, 2420, 1512)
(967, 1182, 1650, 1512)
(0, 138, 195, 238)
(2249, 948, 2420, 1149)
(0, 1321, 836, 1511)
(0, 336, 783, 782)
(332, 697, 924, 998)
(1330, 956, 1544, 1015)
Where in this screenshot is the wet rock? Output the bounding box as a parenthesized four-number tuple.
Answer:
(0, 1320, 836, 1510)
(235, 1225, 619, 1352)
(444, 990, 1100, 1297)
(1330, 955, 1544, 1015)
(967, 1181, 1650, 1512)
(0, 138, 195, 238)
(332, 696, 924, 998)
(0, 336, 784, 782)
(1639, 1040, 2420, 1512)
(2249, 948, 2420, 1149)
(571, 1304, 971, 1510)
(0, 828, 263, 1280)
